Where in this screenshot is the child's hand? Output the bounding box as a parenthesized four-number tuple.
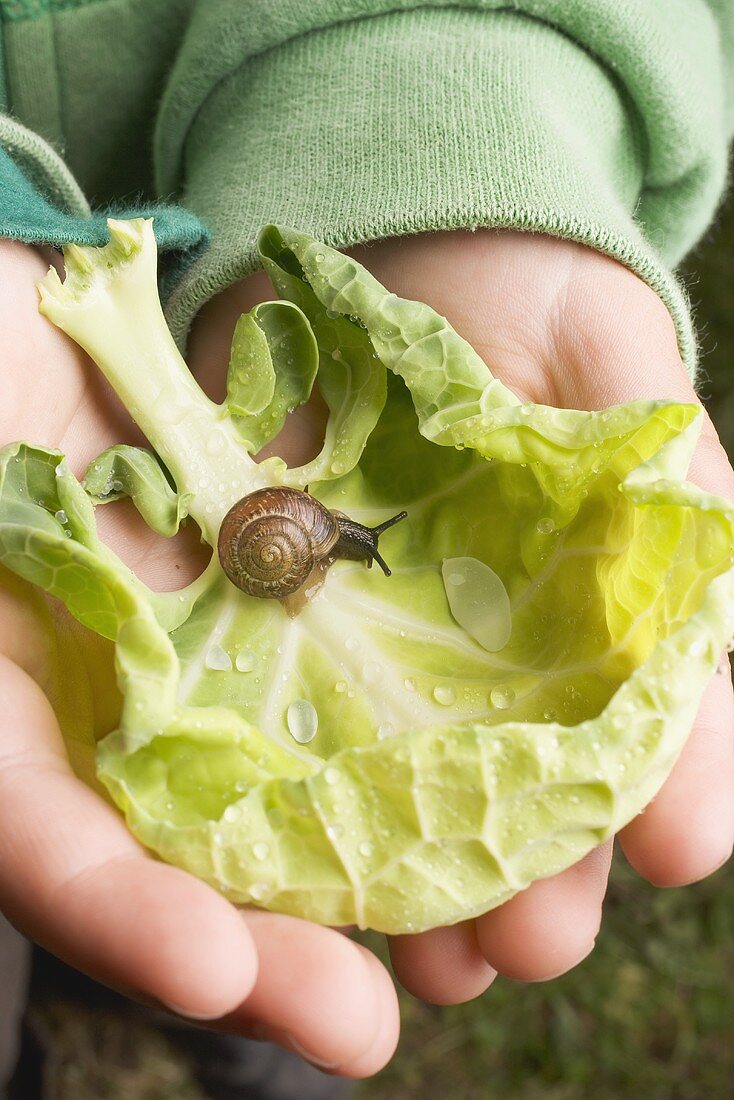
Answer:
(0, 239, 399, 1078)
(2, 229, 731, 1075)
(193, 228, 734, 1005)
(350, 230, 734, 1001)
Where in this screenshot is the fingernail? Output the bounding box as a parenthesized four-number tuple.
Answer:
(283, 1030, 342, 1072)
(527, 939, 596, 983)
(247, 1025, 342, 1072)
(673, 846, 733, 887)
(160, 1000, 226, 1021)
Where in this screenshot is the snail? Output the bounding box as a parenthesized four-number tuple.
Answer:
(217, 486, 408, 601)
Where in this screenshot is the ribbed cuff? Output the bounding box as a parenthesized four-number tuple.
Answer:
(165, 6, 701, 377)
(0, 114, 209, 284)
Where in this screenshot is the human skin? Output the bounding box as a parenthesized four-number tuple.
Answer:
(0, 229, 732, 1077)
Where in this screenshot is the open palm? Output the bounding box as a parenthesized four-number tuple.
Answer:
(1, 229, 731, 1076)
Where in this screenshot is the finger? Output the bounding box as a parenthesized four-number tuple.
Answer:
(475, 842, 613, 981)
(0, 240, 137, 455)
(388, 920, 496, 1004)
(222, 911, 399, 1078)
(619, 666, 734, 885)
(0, 655, 257, 1019)
(551, 284, 734, 886)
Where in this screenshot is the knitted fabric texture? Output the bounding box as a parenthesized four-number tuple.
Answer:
(1, 0, 733, 376)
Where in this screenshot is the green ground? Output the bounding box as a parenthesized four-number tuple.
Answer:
(30, 197, 734, 1099)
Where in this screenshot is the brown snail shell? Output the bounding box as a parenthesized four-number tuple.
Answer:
(217, 487, 339, 599)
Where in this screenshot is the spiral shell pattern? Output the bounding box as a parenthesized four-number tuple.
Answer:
(218, 487, 340, 599)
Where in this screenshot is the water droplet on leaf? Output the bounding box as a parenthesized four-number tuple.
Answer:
(235, 649, 256, 672)
(433, 684, 456, 706)
(205, 644, 232, 671)
(490, 686, 515, 710)
(362, 661, 382, 684)
(287, 699, 318, 744)
(442, 557, 512, 652)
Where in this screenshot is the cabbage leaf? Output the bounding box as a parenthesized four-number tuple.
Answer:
(1, 219, 733, 934)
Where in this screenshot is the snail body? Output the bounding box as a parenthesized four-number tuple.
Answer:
(217, 487, 406, 601)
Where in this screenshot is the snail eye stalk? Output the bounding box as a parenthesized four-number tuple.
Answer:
(368, 511, 408, 576)
(372, 510, 408, 536)
(370, 546, 392, 576)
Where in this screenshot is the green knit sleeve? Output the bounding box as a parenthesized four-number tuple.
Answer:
(154, 0, 734, 380)
(0, 0, 207, 290)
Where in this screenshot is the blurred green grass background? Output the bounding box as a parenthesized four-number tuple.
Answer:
(30, 196, 734, 1099)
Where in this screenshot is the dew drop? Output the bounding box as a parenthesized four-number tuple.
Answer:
(345, 636, 359, 652)
(543, 708, 557, 721)
(362, 661, 382, 684)
(358, 841, 373, 858)
(404, 678, 416, 692)
(323, 766, 340, 785)
(441, 557, 512, 652)
(252, 841, 269, 861)
(223, 805, 240, 823)
(235, 649, 256, 672)
(205, 644, 232, 671)
(287, 699, 319, 744)
(54, 509, 68, 524)
(433, 684, 456, 706)
(377, 722, 396, 740)
(249, 882, 268, 900)
(490, 686, 516, 710)
(206, 434, 226, 455)
(326, 823, 344, 840)
(536, 516, 556, 534)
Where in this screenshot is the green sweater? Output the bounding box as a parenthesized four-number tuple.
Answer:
(1, 0, 733, 378)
